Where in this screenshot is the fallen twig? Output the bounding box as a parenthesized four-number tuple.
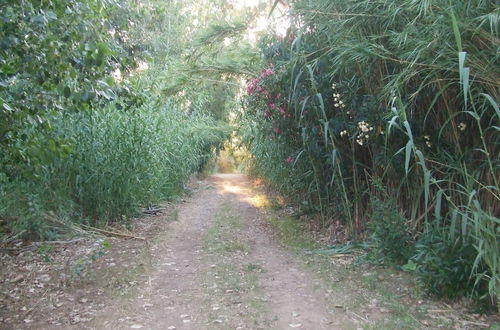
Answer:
(329, 254, 351, 258)
(462, 321, 490, 328)
(1, 230, 26, 245)
(348, 310, 371, 324)
(81, 225, 145, 240)
(0, 239, 85, 253)
(142, 207, 166, 215)
(31, 239, 84, 246)
(427, 309, 455, 313)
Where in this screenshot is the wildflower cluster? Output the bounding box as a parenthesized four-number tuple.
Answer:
(331, 83, 346, 109)
(340, 130, 349, 137)
(246, 68, 274, 96)
(246, 67, 291, 135)
(424, 135, 431, 148)
(355, 121, 373, 146)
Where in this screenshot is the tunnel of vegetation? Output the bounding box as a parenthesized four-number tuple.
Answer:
(0, 0, 231, 236)
(0, 0, 498, 310)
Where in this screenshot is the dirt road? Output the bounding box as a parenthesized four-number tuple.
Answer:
(90, 174, 352, 329)
(3, 174, 496, 329)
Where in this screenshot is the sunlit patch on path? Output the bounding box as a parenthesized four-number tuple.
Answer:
(90, 174, 353, 329)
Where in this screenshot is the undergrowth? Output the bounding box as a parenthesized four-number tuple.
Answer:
(240, 0, 499, 308)
(0, 0, 230, 240)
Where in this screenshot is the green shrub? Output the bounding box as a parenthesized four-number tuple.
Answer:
(413, 226, 489, 301)
(241, 0, 499, 303)
(0, 101, 228, 238)
(368, 196, 413, 264)
(0, 0, 231, 240)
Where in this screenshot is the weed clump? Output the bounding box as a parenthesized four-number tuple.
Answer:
(368, 196, 413, 264)
(413, 227, 486, 300)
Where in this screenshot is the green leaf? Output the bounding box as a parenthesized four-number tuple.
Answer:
(299, 96, 310, 120)
(63, 86, 71, 98)
(2, 102, 13, 112)
(292, 150, 305, 167)
(461, 211, 469, 237)
(102, 240, 111, 249)
(306, 65, 316, 90)
(435, 190, 443, 222)
(404, 140, 413, 174)
(403, 120, 413, 141)
(387, 115, 400, 136)
(291, 32, 301, 52)
(323, 120, 329, 146)
(480, 93, 500, 120)
(402, 259, 417, 272)
(458, 51, 466, 82)
(450, 10, 462, 52)
(48, 138, 57, 152)
(461, 67, 470, 105)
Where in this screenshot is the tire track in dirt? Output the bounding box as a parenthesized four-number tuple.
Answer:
(90, 177, 225, 329)
(88, 174, 353, 330)
(225, 175, 351, 330)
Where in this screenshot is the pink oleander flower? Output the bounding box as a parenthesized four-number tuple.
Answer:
(246, 78, 260, 95)
(269, 103, 276, 110)
(286, 156, 294, 164)
(274, 127, 282, 134)
(264, 68, 274, 76)
(279, 105, 286, 114)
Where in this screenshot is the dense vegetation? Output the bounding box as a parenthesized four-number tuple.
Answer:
(240, 0, 499, 307)
(0, 0, 498, 311)
(0, 0, 229, 239)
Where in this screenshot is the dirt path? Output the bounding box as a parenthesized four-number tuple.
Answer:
(3, 174, 497, 329)
(89, 174, 353, 330)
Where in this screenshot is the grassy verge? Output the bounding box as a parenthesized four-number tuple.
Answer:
(83, 207, 179, 298)
(201, 201, 270, 329)
(263, 193, 498, 329)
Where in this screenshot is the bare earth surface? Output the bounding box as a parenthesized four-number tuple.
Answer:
(90, 174, 352, 330)
(2, 174, 498, 329)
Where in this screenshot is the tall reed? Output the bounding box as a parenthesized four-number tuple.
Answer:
(242, 0, 499, 304)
